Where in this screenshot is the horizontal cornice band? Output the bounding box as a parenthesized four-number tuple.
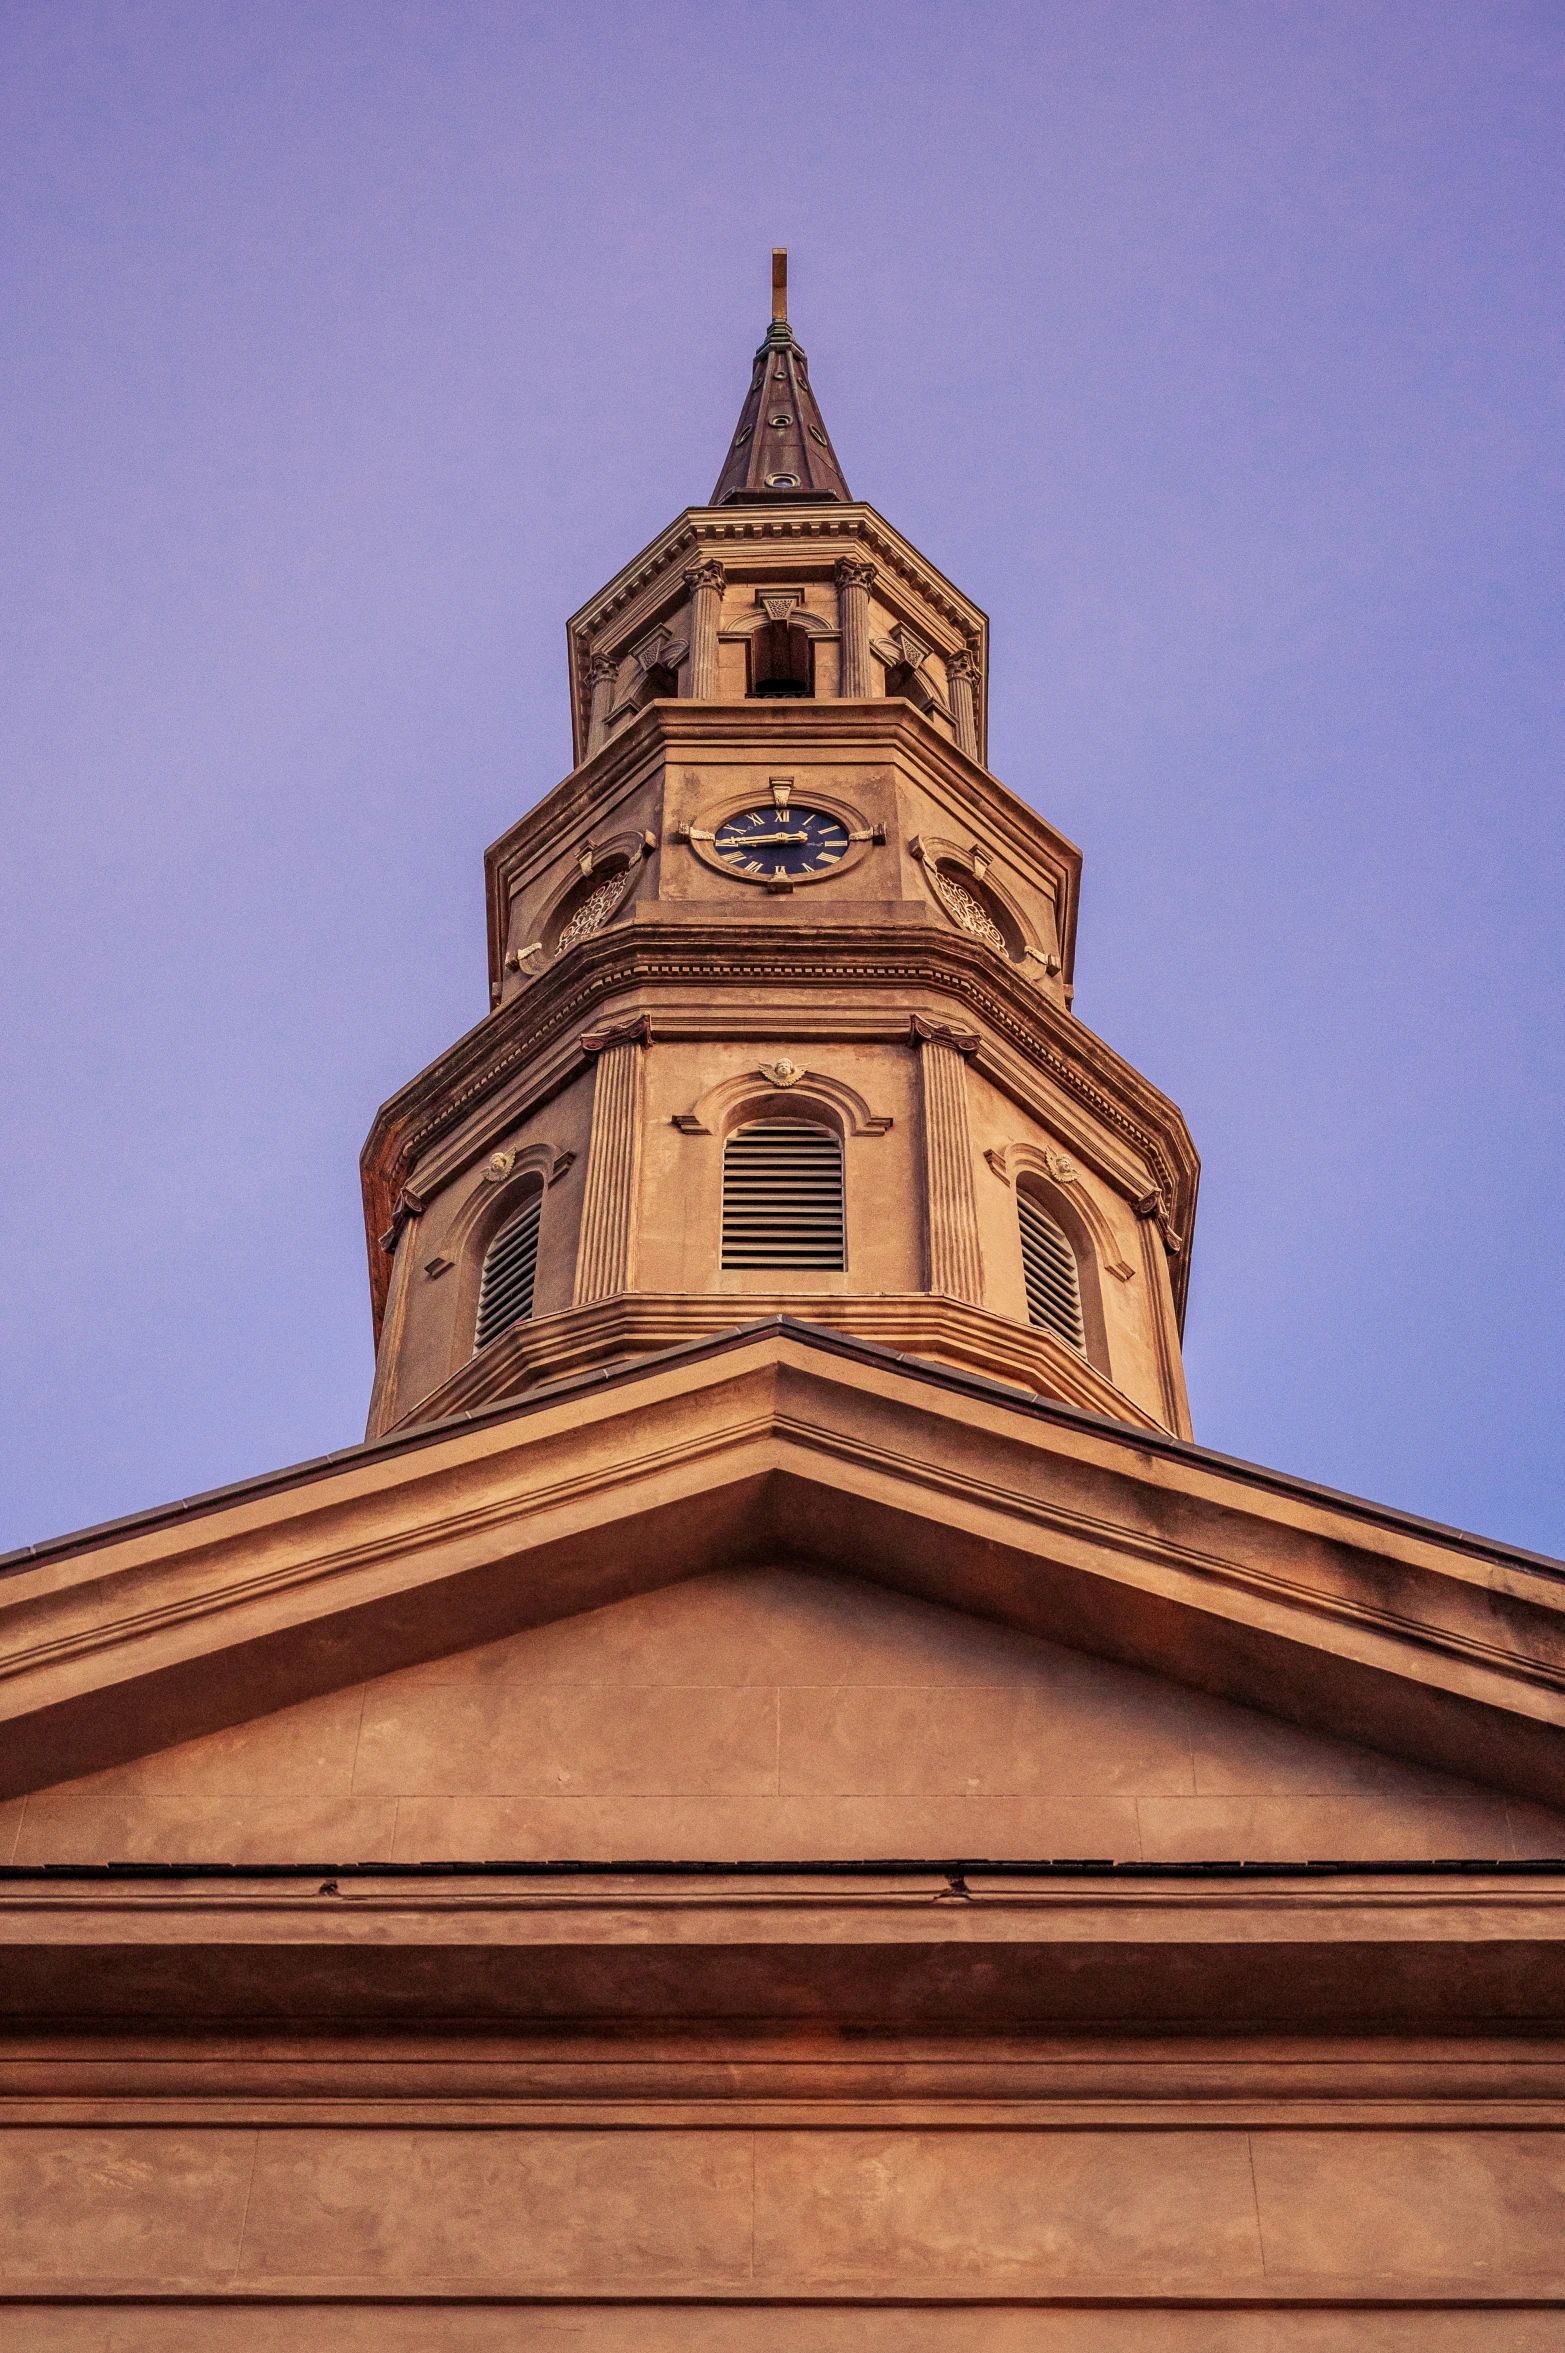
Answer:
(360, 922, 1199, 1334)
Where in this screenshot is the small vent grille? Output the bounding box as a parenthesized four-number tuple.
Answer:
(474, 1191, 543, 1351)
(722, 1120, 845, 1270)
(1018, 1191, 1085, 1353)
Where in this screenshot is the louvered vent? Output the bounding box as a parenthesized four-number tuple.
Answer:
(722, 1120, 845, 1270)
(1018, 1190, 1085, 1352)
(473, 1190, 543, 1351)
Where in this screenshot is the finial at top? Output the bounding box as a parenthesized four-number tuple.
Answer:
(772, 248, 788, 323)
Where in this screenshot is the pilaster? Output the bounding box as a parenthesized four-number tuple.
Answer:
(585, 654, 617, 759)
(915, 1014, 984, 1304)
(573, 1017, 649, 1302)
(835, 555, 876, 699)
(682, 559, 726, 700)
(947, 643, 980, 760)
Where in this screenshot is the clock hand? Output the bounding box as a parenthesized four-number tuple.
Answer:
(719, 830, 809, 846)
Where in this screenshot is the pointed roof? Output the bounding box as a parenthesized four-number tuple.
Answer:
(709, 250, 852, 505)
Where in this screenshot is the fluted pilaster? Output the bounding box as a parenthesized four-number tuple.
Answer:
(947, 644, 980, 760)
(916, 1016, 984, 1304)
(683, 559, 726, 699)
(835, 556, 876, 699)
(573, 1019, 649, 1302)
(586, 654, 617, 758)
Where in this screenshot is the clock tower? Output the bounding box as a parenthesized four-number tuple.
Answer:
(360, 256, 1198, 1442)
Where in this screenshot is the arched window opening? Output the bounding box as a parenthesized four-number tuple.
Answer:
(722, 1119, 844, 1270)
(474, 1188, 543, 1351)
(1017, 1188, 1085, 1353)
(643, 661, 680, 699)
(749, 620, 814, 699)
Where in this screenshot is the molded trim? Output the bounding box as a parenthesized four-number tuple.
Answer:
(674, 1067, 893, 1141)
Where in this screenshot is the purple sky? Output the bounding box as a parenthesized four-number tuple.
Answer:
(3, 3, 1561, 1558)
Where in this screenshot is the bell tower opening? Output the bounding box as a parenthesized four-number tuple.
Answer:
(749, 618, 814, 698)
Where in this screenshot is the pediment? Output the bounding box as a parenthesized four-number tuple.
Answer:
(11, 1563, 1563, 1869)
(2, 1320, 1563, 1824)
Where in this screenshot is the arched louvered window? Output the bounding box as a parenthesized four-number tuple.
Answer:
(473, 1188, 543, 1351)
(722, 1119, 845, 1270)
(1017, 1188, 1086, 1353)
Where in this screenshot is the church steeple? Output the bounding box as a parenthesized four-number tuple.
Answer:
(709, 249, 852, 506)
(360, 265, 1199, 1451)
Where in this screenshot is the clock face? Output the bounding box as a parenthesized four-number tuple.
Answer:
(711, 804, 851, 882)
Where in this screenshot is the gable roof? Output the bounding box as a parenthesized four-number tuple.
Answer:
(3, 1318, 1562, 1807)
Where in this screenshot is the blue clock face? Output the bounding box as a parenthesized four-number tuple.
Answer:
(712, 805, 851, 881)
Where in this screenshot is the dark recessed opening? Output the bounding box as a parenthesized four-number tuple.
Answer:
(749, 619, 814, 700)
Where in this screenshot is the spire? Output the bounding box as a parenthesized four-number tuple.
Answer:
(709, 249, 852, 506)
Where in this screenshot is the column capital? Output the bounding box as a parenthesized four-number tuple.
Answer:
(910, 1013, 980, 1055)
(946, 643, 979, 679)
(834, 555, 877, 592)
(588, 650, 619, 684)
(682, 557, 727, 596)
(580, 1014, 652, 1057)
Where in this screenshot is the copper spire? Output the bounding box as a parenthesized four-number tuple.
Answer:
(709, 249, 852, 506)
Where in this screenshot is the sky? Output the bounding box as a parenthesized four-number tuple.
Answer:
(2, 1, 1561, 1559)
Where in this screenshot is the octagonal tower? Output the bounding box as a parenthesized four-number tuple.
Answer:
(361, 257, 1198, 1441)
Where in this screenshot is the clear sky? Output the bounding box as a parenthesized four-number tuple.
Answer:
(3, 2, 1561, 1558)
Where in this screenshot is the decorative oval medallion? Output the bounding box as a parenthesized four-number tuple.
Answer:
(554, 868, 634, 956)
(927, 865, 1008, 955)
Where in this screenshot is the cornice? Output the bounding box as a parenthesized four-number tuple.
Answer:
(9, 1317, 1562, 1595)
(3, 1321, 1565, 1821)
(390, 1289, 1170, 1436)
(6, 1879, 1565, 2046)
(8, 1998, 1565, 2131)
(358, 919, 1199, 1335)
(568, 504, 986, 646)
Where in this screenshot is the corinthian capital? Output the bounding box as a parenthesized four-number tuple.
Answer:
(834, 556, 877, 592)
(588, 650, 620, 685)
(947, 643, 979, 679)
(682, 558, 727, 596)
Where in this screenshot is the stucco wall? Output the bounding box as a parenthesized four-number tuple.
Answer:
(10, 1567, 1560, 1866)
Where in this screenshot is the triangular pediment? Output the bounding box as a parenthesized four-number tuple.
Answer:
(3, 1323, 1563, 1833)
(10, 1563, 1563, 1869)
